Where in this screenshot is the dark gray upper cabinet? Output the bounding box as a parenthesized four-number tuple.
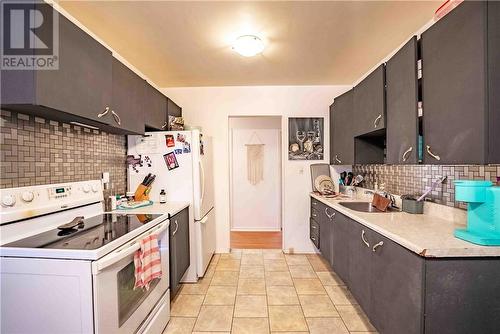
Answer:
(421, 1, 500, 164)
(386, 36, 419, 164)
(330, 90, 355, 165)
(110, 58, 145, 134)
(353, 65, 386, 135)
(169, 207, 190, 299)
(144, 83, 168, 130)
(1, 5, 113, 125)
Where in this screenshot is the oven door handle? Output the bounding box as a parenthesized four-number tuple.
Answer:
(94, 220, 169, 273)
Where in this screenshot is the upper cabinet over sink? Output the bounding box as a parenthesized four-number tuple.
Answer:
(386, 36, 419, 164)
(421, 1, 500, 164)
(353, 64, 386, 136)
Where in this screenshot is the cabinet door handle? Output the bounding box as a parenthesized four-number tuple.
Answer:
(325, 208, 335, 220)
(111, 110, 121, 125)
(373, 114, 382, 128)
(97, 106, 110, 118)
(312, 201, 317, 206)
(361, 230, 370, 248)
(312, 213, 318, 217)
(426, 145, 441, 161)
(402, 146, 413, 162)
(172, 220, 179, 236)
(161, 121, 168, 129)
(311, 236, 316, 241)
(311, 225, 317, 229)
(334, 155, 342, 164)
(372, 241, 384, 252)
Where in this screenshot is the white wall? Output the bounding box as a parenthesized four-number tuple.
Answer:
(162, 86, 349, 253)
(230, 127, 281, 231)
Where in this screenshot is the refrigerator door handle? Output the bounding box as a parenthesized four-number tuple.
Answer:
(200, 215, 209, 224)
(199, 160, 205, 205)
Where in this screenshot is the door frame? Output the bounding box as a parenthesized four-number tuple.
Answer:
(228, 116, 284, 247)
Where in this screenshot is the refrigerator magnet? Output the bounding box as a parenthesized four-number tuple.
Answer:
(126, 155, 143, 173)
(183, 142, 191, 153)
(163, 152, 179, 170)
(166, 134, 175, 147)
(174, 149, 183, 155)
(177, 133, 186, 143)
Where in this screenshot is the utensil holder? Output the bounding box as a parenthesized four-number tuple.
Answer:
(402, 198, 424, 214)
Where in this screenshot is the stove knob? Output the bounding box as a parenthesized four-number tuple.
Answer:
(2, 194, 16, 207)
(83, 185, 91, 193)
(21, 191, 34, 203)
(91, 184, 99, 193)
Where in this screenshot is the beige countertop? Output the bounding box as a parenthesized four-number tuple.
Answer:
(310, 193, 500, 258)
(113, 201, 189, 217)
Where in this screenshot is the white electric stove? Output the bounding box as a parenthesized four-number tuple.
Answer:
(0, 181, 171, 334)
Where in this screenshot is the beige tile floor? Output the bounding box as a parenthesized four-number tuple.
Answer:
(164, 249, 377, 334)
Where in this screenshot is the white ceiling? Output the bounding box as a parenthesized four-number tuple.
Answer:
(58, 1, 438, 87)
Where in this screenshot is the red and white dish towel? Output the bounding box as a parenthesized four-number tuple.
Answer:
(134, 233, 162, 290)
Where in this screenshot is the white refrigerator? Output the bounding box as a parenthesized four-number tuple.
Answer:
(127, 129, 215, 281)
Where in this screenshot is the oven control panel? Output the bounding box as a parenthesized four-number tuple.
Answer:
(0, 180, 103, 225)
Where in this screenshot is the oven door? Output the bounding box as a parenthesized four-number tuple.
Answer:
(92, 219, 170, 334)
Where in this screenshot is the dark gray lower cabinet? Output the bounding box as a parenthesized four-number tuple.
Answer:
(319, 206, 334, 264)
(169, 208, 190, 299)
(424, 259, 500, 334)
(311, 197, 500, 334)
(330, 212, 350, 283)
(370, 232, 424, 334)
(347, 221, 372, 312)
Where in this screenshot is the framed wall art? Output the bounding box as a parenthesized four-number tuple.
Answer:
(288, 117, 324, 160)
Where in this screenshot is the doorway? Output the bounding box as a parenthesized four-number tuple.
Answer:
(229, 116, 282, 249)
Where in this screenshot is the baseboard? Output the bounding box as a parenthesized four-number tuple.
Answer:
(230, 228, 281, 232)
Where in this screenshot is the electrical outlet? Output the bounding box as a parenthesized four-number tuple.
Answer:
(102, 172, 110, 184)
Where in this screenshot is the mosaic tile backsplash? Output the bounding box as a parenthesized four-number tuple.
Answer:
(352, 164, 500, 209)
(0, 110, 127, 194)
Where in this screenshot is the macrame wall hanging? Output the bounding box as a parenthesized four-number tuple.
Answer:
(245, 131, 265, 185)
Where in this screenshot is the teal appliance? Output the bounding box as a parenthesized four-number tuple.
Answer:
(454, 180, 500, 246)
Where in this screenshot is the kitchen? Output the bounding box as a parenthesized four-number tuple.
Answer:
(0, 1, 499, 334)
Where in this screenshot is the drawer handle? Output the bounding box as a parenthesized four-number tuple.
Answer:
(97, 106, 110, 118)
(111, 110, 122, 125)
(325, 208, 335, 220)
(374, 114, 382, 128)
(172, 220, 179, 236)
(361, 230, 370, 248)
(334, 155, 342, 164)
(372, 241, 384, 252)
(426, 145, 441, 161)
(402, 146, 413, 162)
(162, 121, 168, 129)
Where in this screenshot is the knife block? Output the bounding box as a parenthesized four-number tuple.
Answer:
(134, 184, 151, 201)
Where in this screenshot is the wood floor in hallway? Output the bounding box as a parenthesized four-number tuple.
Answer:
(230, 231, 282, 249)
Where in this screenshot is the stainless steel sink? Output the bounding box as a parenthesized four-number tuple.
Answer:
(338, 202, 395, 213)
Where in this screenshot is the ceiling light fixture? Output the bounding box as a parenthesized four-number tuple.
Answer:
(231, 35, 265, 57)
